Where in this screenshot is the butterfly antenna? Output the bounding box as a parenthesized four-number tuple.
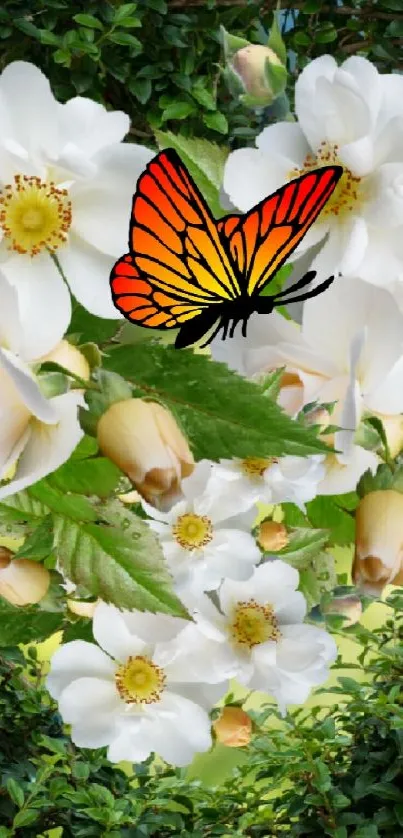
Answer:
(272, 274, 335, 307)
(271, 270, 317, 301)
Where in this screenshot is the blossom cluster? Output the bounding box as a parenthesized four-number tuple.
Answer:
(1, 55, 403, 769)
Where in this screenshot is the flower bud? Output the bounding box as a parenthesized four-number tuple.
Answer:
(213, 706, 252, 748)
(231, 44, 284, 105)
(42, 339, 90, 380)
(354, 490, 403, 595)
(304, 407, 331, 431)
(97, 399, 194, 507)
(322, 595, 362, 627)
(258, 521, 288, 552)
(67, 598, 99, 618)
(0, 550, 50, 606)
(376, 413, 403, 458)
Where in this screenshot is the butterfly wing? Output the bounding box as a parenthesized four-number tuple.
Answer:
(217, 167, 343, 297)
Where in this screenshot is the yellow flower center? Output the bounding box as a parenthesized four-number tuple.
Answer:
(240, 458, 274, 479)
(289, 142, 362, 218)
(229, 599, 280, 649)
(172, 512, 213, 549)
(0, 175, 72, 256)
(115, 655, 166, 705)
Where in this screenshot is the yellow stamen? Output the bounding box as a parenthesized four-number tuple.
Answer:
(172, 512, 213, 549)
(240, 458, 275, 479)
(289, 141, 362, 218)
(0, 175, 72, 256)
(229, 599, 280, 649)
(115, 655, 166, 705)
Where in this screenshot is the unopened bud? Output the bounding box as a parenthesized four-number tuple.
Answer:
(232, 44, 284, 104)
(304, 407, 331, 431)
(97, 399, 194, 506)
(354, 490, 403, 595)
(213, 706, 252, 748)
(67, 598, 99, 618)
(42, 339, 90, 381)
(258, 521, 288, 552)
(0, 551, 50, 606)
(322, 595, 362, 627)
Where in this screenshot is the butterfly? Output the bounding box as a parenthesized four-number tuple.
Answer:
(110, 148, 342, 349)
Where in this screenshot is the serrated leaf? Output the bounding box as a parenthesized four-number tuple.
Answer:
(68, 302, 119, 344)
(306, 496, 355, 545)
(298, 551, 336, 610)
(0, 598, 63, 647)
(49, 458, 122, 498)
(53, 502, 188, 616)
(103, 344, 333, 459)
(155, 130, 229, 218)
(13, 515, 54, 562)
(28, 480, 97, 523)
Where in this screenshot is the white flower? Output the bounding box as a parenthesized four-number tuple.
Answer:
(183, 560, 337, 714)
(183, 456, 325, 518)
(142, 464, 260, 594)
(212, 276, 403, 494)
(0, 272, 83, 498)
(223, 55, 403, 287)
(0, 61, 154, 339)
(47, 602, 232, 766)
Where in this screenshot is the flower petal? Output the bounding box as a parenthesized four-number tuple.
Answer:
(0, 252, 71, 358)
(318, 445, 380, 496)
(46, 640, 116, 699)
(70, 143, 154, 256)
(0, 61, 59, 165)
(58, 234, 123, 319)
(0, 390, 83, 500)
(0, 348, 57, 422)
(58, 676, 121, 738)
(58, 97, 130, 158)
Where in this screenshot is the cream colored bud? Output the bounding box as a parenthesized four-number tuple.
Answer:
(232, 44, 283, 100)
(354, 490, 403, 595)
(97, 399, 194, 505)
(322, 595, 362, 627)
(375, 413, 403, 458)
(258, 521, 288, 552)
(43, 339, 90, 380)
(67, 598, 99, 618)
(213, 706, 252, 748)
(0, 553, 50, 606)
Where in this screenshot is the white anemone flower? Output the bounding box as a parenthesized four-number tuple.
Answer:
(0, 61, 154, 344)
(212, 276, 403, 494)
(182, 456, 325, 518)
(47, 602, 232, 766)
(142, 463, 261, 594)
(183, 560, 337, 714)
(223, 55, 403, 287)
(0, 272, 83, 498)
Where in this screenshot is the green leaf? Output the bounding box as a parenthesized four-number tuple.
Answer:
(53, 501, 188, 615)
(191, 81, 216, 110)
(13, 516, 54, 562)
(144, 0, 167, 11)
(109, 31, 142, 50)
(357, 463, 403, 498)
(73, 13, 103, 30)
(264, 61, 287, 98)
(161, 101, 195, 121)
(306, 496, 355, 545)
(103, 344, 333, 459)
(13, 810, 39, 828)
(155, 130, 229, 218)
(260, 367, 285, 401)
(28, 480, 97, 523)
(69, 302, 119, 344)
(49, 458, 122, 498)
(267, 11, 287, 65)
(113, 2, 139, 20)
(71, 435, 99, 460)
(129, 76, 152, 104)
(203, 112, 228, 135)
(6, 777, 24, 808)
(298, 550, 336, 609)
(0, 598, 63, 647)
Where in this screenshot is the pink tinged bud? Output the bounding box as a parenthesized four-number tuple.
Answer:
(97, 399, 194, 506)
(354, 490, 403, 595)
(232, 44, 283, 100)
(322, 595, 362, 627)
(213, 706, 252, 748)
(0, 547, 50, 606)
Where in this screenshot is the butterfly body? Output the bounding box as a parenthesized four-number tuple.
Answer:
(110, 149, 343, 349)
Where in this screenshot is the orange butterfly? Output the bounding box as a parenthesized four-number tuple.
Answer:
(110, 149, 342, 349)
